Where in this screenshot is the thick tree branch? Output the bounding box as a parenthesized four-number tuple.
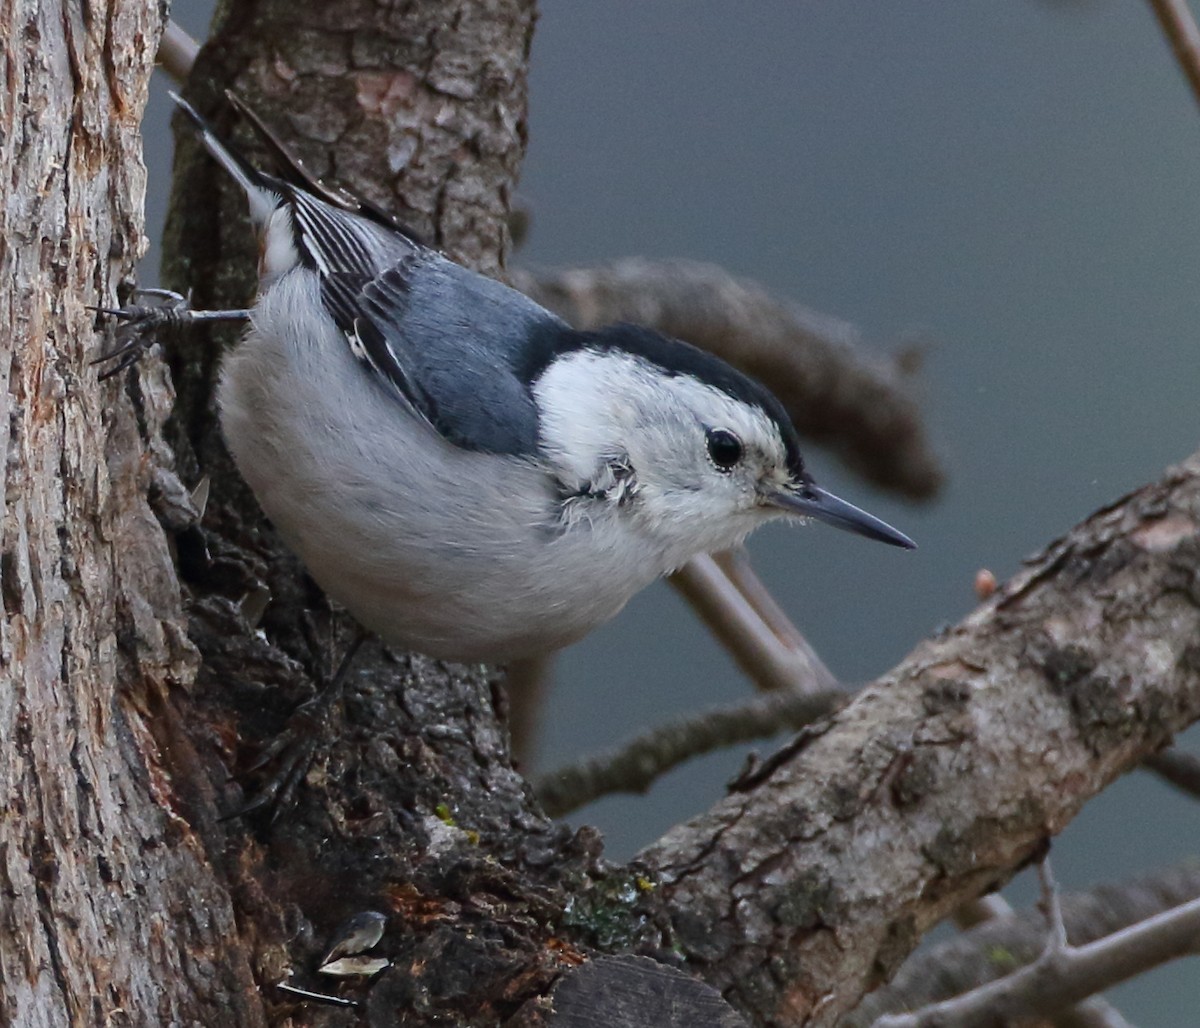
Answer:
(511, 261, 942, 500)
(638, 455, 1200, 1026)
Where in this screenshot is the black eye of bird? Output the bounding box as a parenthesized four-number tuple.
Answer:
(706, 428, 744, 471)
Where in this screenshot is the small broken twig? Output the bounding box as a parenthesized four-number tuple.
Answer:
(1147, 0, 1200, 112)
(1142, 746, 1200, 800)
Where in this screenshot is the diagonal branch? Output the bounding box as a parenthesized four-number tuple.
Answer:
(638, 453, 1200, 1027)
(512, 261, 942, 500)
(1142, 746, 1200, 800)
(669, 550, 839, 697)
(1147, 0, 1200, 111)
(534, 686, 844, 818)
(947, 894, 1134, 1028)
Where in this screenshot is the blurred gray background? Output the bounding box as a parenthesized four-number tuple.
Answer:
(147, 2, 1199, 1022)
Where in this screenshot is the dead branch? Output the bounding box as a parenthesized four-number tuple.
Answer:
(1148, 0, 1200, 111)
(511, 261, 942, 500)
(1143, 746, 1200, 800)
(871, 894, 1200, 1027)
(858, 860, 1200, 1025)
(535, 687, 844, 819)
(158, 20, 199, 83)
(669, 550, 839, 697)
(948, 892, 1133, 1028)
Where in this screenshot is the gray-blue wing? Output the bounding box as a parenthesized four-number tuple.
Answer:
(330, 252, 569, 456)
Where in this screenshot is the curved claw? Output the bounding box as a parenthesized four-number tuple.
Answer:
(90, 291, 250, 380)
(224, 630, 369, 821)
(223, 695, 334, 821)
(90, 294, 189, 378)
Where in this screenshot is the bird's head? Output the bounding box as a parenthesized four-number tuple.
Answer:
(532, 324, 914, 565)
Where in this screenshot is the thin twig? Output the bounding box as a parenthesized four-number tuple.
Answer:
(850, 860, 1200, 1027)
(1039, 855, 1070, 953)
(872, 894, 1200, 1028)
(1142, 747, 1200, 800)
(950, 891, 1133, 1028)
(534, 686, 843, 818)
(158, 20, 200, 83)
(1147, 0, 1200, 112)
(668, 550, 839, 696)
(710, 548, 832, 669)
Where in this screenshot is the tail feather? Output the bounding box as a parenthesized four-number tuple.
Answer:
(221, 90, 364, 212)
(169, 91, 279, 227)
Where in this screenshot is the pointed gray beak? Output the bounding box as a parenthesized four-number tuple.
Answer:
(768, 483, 916, 550)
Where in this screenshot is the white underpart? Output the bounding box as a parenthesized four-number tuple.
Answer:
(259, 205, 301, 284)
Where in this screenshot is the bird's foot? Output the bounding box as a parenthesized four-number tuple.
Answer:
(90, 289, 251, 379)
(229, 690, 340, 820)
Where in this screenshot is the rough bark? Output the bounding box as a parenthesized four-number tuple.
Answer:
(0, 1, 263, 1023)
(637, 456, 1200, 1026)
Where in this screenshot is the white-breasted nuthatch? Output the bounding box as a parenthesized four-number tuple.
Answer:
(111, 93, 913, 665)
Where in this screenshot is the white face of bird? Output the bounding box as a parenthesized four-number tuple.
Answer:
(533, 348, 800, 560)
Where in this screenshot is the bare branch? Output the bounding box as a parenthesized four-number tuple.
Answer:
(871, 894, 1200, 1028)
(669, 550, 839, 697)
(949, 892, 1133, 1028)
(1147, 0, 1200, 111)
(850, 860, 1200, 1026)
(539, 548, 837, 811)
(511, 261, 942, 500)
(1143, 746, 1200, 800)
(534, 687, 843, 818)
(1039, 856, 1070, 954)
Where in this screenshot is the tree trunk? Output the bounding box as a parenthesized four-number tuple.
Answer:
(3, 2, 1200, 1027)
(0, 0, 262, 1022)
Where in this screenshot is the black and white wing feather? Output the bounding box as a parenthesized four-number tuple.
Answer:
(174, 91, 571, 457)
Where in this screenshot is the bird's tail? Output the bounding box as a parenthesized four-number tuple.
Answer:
(169, 91, 279, 228)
